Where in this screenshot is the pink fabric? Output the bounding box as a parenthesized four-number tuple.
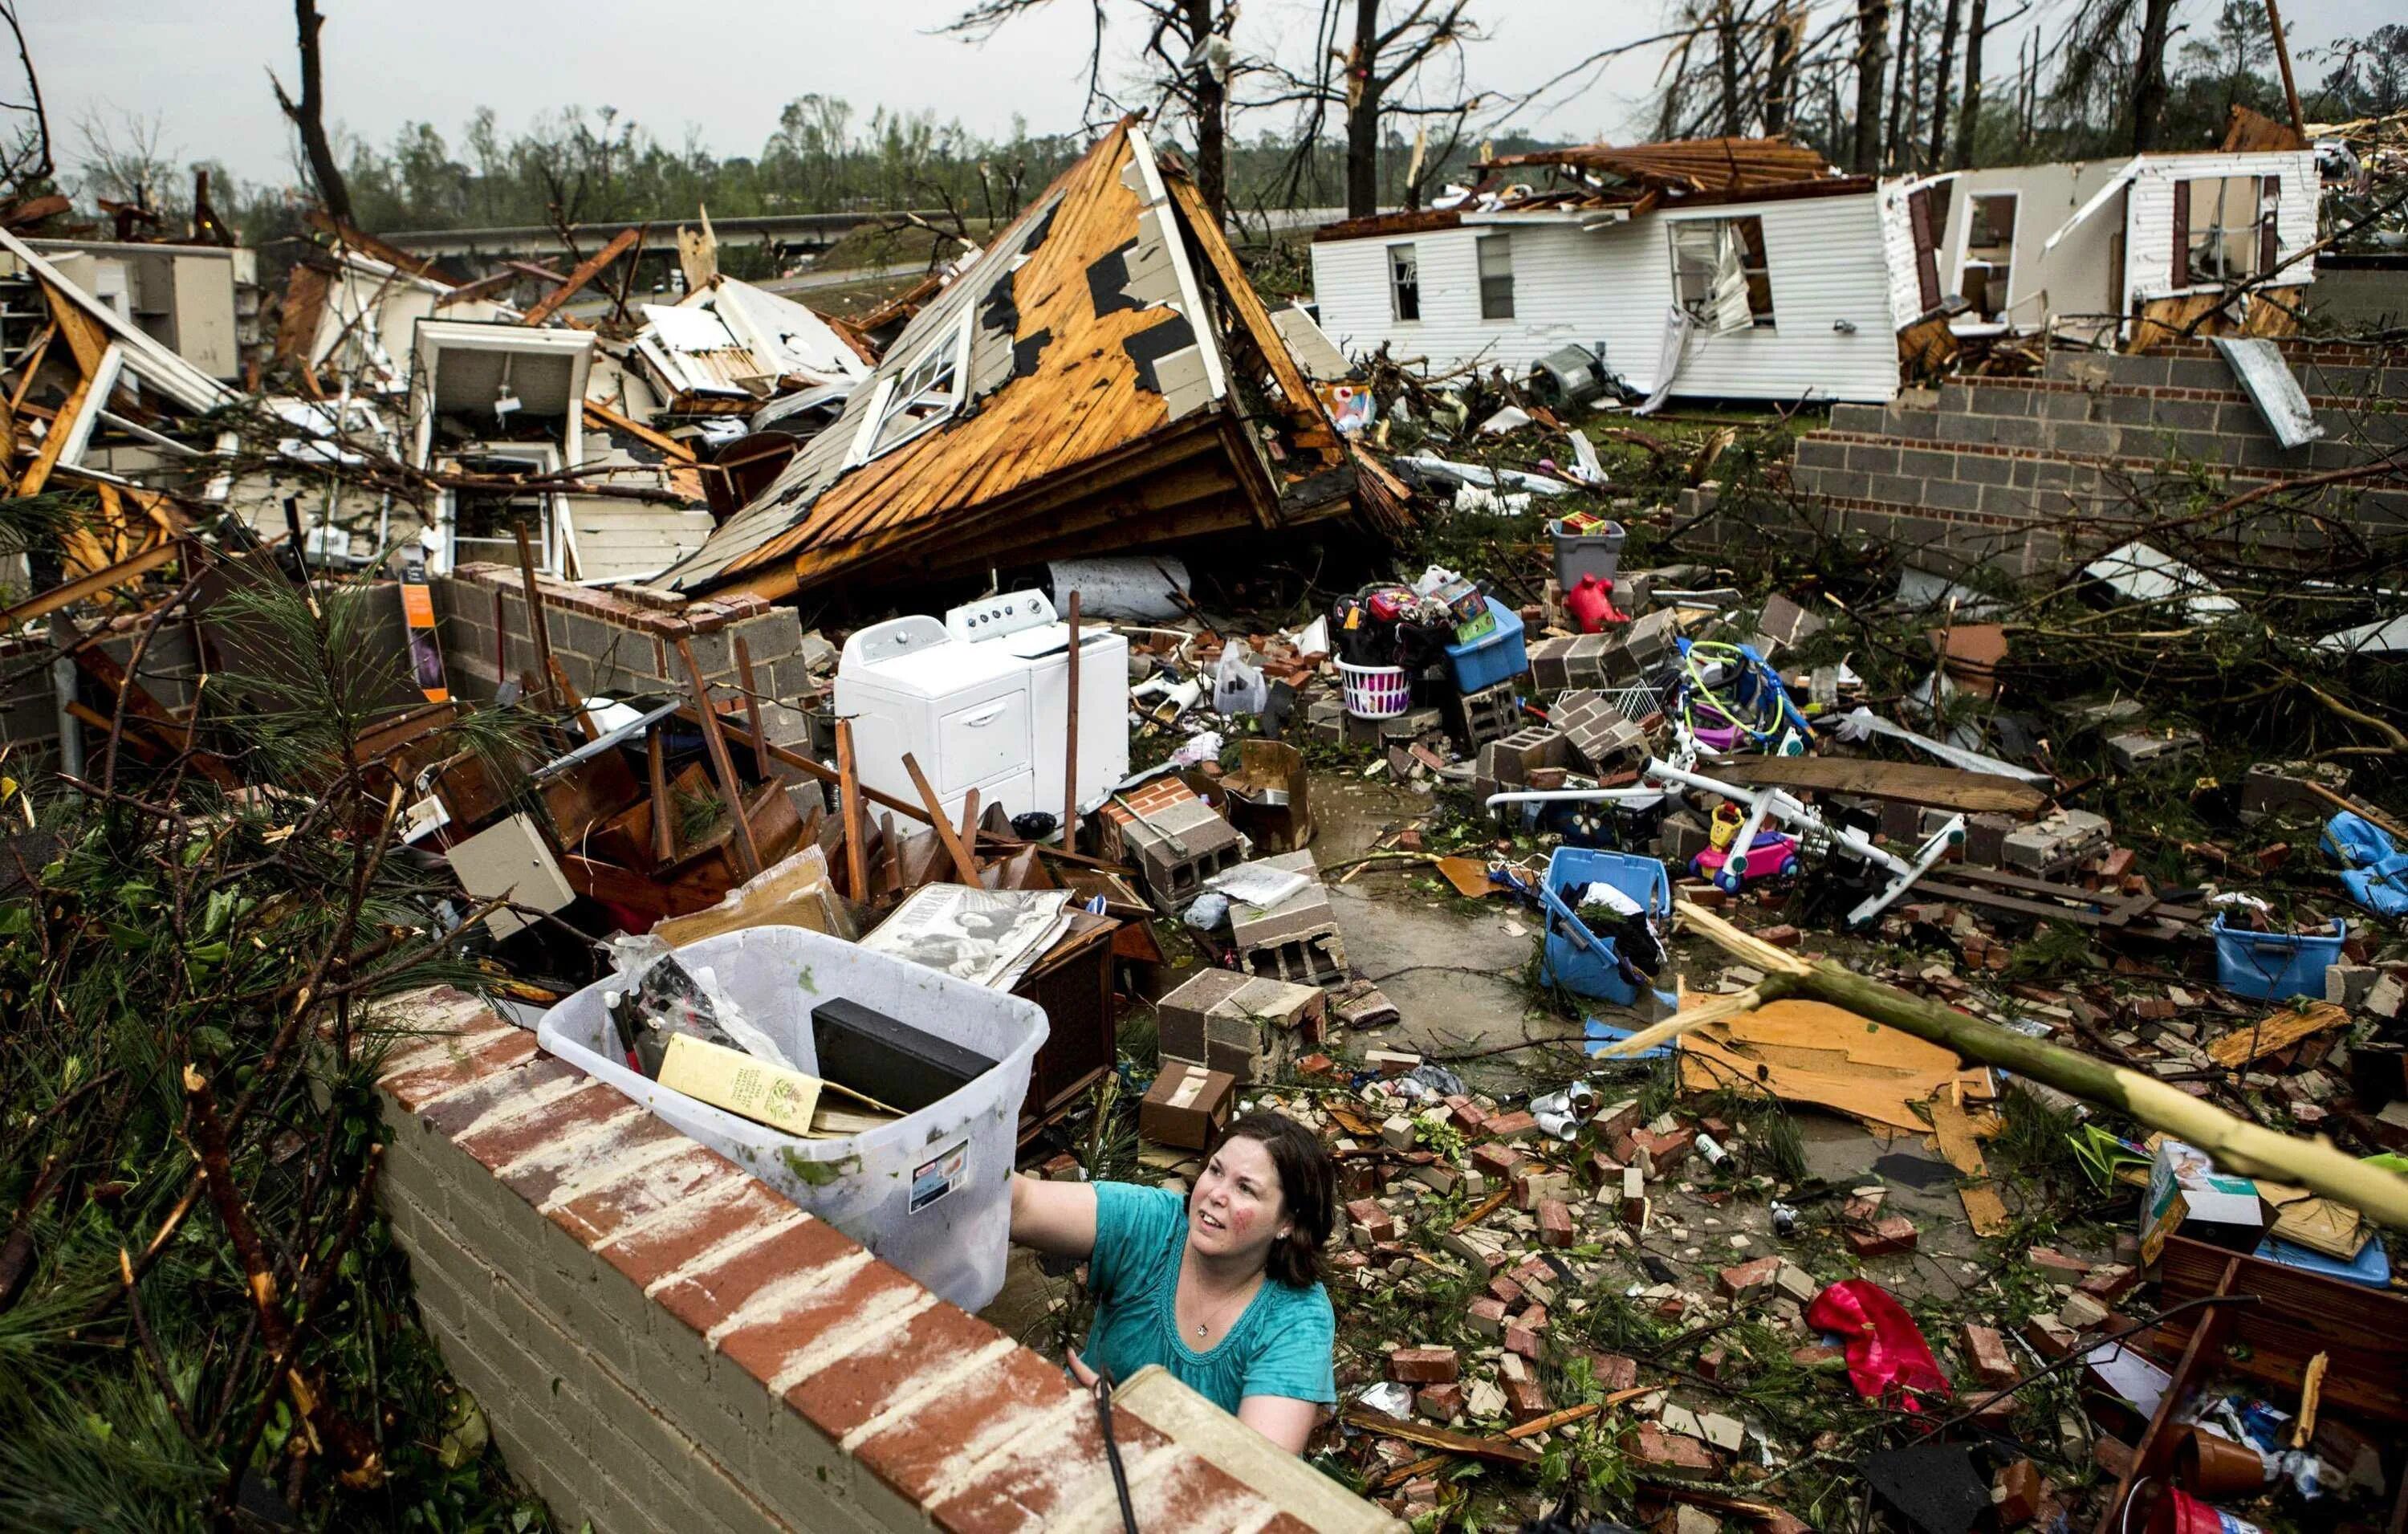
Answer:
(1806, 1278, 1952, 1410)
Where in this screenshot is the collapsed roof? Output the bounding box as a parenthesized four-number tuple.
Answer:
(661, 120, 1407, 601)
(1315, 136, 1853, 242)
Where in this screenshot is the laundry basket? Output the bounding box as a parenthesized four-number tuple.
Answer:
(1339, 661, 1411, 719)
(538, 926, 1047, 1310)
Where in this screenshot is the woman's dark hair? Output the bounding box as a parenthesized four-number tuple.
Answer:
(1202, 1111, 1336, 1289)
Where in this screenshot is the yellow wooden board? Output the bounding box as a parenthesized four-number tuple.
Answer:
(1677, 998, 1991, 1133)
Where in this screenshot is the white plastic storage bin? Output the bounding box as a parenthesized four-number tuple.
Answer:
(537, 926, 1048, 1311)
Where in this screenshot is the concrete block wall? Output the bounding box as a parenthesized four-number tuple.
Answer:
(376, 987, 1384, 1534)
(1710, 338, 2408, 575)
(430, 564, 818, 743)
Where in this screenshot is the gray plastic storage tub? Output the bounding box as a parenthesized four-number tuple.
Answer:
(537, 926, 1047, 1311)
(1548, 519, 1626, 588)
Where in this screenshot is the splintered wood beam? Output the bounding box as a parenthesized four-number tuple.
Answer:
(0, 539, 182, 630)
(521, 227, 640, 327)
(733, 635, 771, 779)
(902, 752, 981, 885)
(1061, 589, 1081, 847)
(645, 720, 676, 866)
(510, 527, 556, 708)
(836, 718, 868, 901)
(674, 636, 761, 880)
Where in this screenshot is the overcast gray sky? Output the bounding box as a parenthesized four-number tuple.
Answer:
(33, 0, 2389, 193)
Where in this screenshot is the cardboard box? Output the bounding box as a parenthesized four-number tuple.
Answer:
(1140, 1062, 1235, 1149)
(656, 1034, 824, 1137)
(2139, 1141, 2270, 1264)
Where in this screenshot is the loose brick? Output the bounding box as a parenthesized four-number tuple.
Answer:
(1470, 1143, 1524, 1181)
(1844, 1216, 1918, 1256)
(1503, 1377, 1552, 1424)
(1959, 1324, 2020, 1389)
(1466, 1297, 1508, 1339)
(1484, 1110, 1539, 1141)
(1537, 1198, 1575, 1248)
(1389, 1346, 1459, 1384)
(1345, 1198, 1396, 1244)
(1417, 1382, 1465, 1421)
(1718, 1255, 1782, 1303)
(1629, 1422, 1719, 1475)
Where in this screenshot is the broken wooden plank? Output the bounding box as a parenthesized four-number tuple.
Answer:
(901, 752, 980, 885)
(0, 540, 183, 631)
(2206, 1003, 2348, 1070)
(836, 718, 868, 901)
(673, 636, 762, 880)
(521, 228, 641, 327)
(1339, 1408, 1541, 1467)
(1714, 755, 2050, 816)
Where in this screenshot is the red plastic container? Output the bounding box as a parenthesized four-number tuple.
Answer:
(2149, 1488, 2264, 1534)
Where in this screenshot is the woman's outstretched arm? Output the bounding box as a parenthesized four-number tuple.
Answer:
(1008, 1174, 1100, 1259)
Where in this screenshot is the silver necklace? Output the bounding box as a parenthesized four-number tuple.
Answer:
(1186, 1267, 1252, 1340)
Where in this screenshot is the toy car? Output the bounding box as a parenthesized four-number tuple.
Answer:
(1691, 831, 1803, 890)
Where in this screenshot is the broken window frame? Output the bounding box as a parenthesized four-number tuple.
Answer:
(1959, 193, 2019, 323)
(2177, 175, 2271, 288)
(1476, 234, 1515, 321)
(437, 442, 565, 577)
(1669, 217, 1775, 332)
(845, 309, 975, 468)
(1387, 243, 1421, 323)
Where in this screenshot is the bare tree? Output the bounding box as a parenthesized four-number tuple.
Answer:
(1950, 0, 1987, 165)
(269, 0, 352, 223)
(1926, 0, 1961, 165)
(1251, 2, 1483, 219)
(2131, 0, 2178, 149)
(0, 2, 52, 202)
(1885, 0, 1916, 166)
(1852, 0, 1891, 171)
(73, 108, 177, 222)
(948, 0, 1238, 218)
(1764, 2, 1804, 132)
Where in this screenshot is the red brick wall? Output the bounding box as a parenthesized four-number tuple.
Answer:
(376, 987, 1356, 1532)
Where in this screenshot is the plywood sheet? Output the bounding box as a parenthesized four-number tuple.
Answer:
(1676, 998, 1991, 1133)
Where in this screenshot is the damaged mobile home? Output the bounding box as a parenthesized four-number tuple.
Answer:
(660, 119, 1409, 601)
(1308, 127, 2326, 405)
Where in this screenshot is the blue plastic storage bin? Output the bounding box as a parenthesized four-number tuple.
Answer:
(1444, 597, 1527, 694)
(1536, 846, 1672, 1006)
(2209, 914, 2345, 1000)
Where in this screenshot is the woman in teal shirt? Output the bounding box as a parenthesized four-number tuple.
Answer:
(1009, 1111, 1339, 1452)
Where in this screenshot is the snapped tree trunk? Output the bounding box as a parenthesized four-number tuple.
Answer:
(1344, 0, 1381, 218)
(272, 0, 352, 225)
(1718, 0, 1743, 136)
(1765, 2, 1800, 135)
(1609, 904, 2408, 1235)
(1184, 0, 1228, 220)
(1852, 0, 1892, 173)
(1951, 0, 1987, 168)
(2130, 0, 2176, 153)
(1926, 0, 1961, 167)
(1885, 0, 1915, 169)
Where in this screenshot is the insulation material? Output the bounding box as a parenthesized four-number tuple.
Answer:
(1674, 998, 1993, 1133)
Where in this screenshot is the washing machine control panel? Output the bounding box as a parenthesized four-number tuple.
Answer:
(946, 588, 1058, 643)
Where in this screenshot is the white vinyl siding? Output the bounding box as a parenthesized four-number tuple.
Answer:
(1311, 193, 1900, 404)
(2122, 150, 2315, 304)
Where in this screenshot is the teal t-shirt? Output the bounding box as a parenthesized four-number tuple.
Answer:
(1082, 1182, 1336, 1415)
